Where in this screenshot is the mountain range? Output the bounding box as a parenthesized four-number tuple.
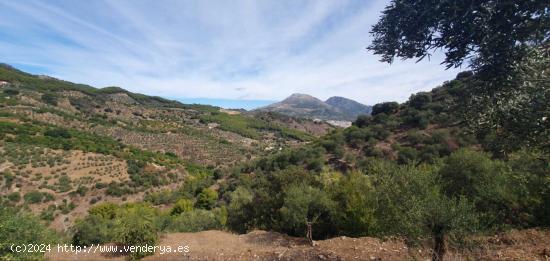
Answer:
(254, 93, 371, 122)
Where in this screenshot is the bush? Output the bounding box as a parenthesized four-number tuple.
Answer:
(195, 188, 218, 210)
(43, 192, 55, 202)
(370, 125, 391, 140)
(88, 202, 118, 219)
(3, 89, 19, 95)
(40, 205, 56, 221)
(73, 202, 159, 258)
(144, 190, 175, 205)
(227, 187, 254, 233)
(409, 92, 432, 109)
(344, 126, 369, 148)
(76, 186, 88, 196)
(3, 172, 14, 188)
(24, 190, 45, 203)
(354, 115, 370, 127)
(397, 147, 418, 164)
(44, 128, 72, 139)
(0, 207, 61, 260)
(56, 175, 72, 192)
(72, 214, 115, 246)
(403, 109, 430, 129)
(439, 149, 510, 227)
(41, 93, 58, 105)
(506, 150, 550, 226)
(166, 208, 226, 232)
(7, 192, 20, 202)
(170, 198, 193, 215)
(371, 102, 399, 115)
(106, 182, 131, 197)
(330, 172, 377, 237)
(115, 205, 159, 259)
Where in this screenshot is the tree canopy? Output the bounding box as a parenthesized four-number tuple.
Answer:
(368, 0, 548, 72)
(368, 0, 549, 152)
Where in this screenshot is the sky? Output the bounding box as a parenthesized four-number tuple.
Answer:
(0, 0, 463, 109)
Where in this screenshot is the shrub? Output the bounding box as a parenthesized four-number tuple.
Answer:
(24, 190, 44, 203)
(44, 128, 72, 139)
(227, 187, 254, 233)
(370, 124, 391, 140)
(170, 198, 193, 215)
(88, 202, 118, 219)
(330, 172, 377, 237)
(439, 149, 510, 227)
(40, 205, 56, 221)
(354, 115, 370, 127)
(106, 182, 131, 197)
(409, 92, 432, 109)
(506, 150, 550, 226)
(76, 186, 88, 196)
(43, 192, 55, 202)
(115, 205, 159, 259)
(0, 207, 61, 260)
(371, 102, 399, 115)
(56, 175, 72, 192)
(397, 147, 418, 164)
(73, 202, 159, 256)
(7, 192, 20, 202)
(344, 126, 368, 148)
(144, 189, 175, 205)
(72, 214, 116, 246)
(3, 89, 19, 95)
(419, 145, 441, 163)
(3, 172, 14, 188)
(41, 93, 58, 105)
(166, 209, 226, 232)
(195, 188, 218, 210)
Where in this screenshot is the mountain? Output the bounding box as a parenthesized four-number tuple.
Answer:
(255, 93, 371, 122)
(325, 96, 372, 120)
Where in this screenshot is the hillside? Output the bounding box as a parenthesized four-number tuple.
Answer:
(0, 64, 329, 233)
(1, 67, 548, 261)
(255, 93, 371, 122)
(0, 64, 329, 165)
(1, 0, 547, 260)
(223, 71, 549, 260)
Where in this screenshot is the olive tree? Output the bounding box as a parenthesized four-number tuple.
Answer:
(368, 0, 549, 152)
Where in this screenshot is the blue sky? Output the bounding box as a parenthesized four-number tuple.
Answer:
(0, 0, 462, 109)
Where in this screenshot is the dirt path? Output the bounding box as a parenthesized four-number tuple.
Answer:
(45, 229, 550, 261)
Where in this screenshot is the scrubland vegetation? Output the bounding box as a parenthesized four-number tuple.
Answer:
(0, 1, 548, 259)
(0, 65, 548, 260)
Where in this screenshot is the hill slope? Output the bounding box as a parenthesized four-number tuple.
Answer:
(0, 64, 329, 231)
(0, 64, 331, 165)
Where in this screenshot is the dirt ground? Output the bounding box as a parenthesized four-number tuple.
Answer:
(45, 228, 550, 261)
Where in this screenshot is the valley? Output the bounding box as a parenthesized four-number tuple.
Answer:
(1, 65, 548, 261)
(0, 1, 548, 260)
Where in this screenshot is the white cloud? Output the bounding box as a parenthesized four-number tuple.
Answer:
(0, 0, 463, 106)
